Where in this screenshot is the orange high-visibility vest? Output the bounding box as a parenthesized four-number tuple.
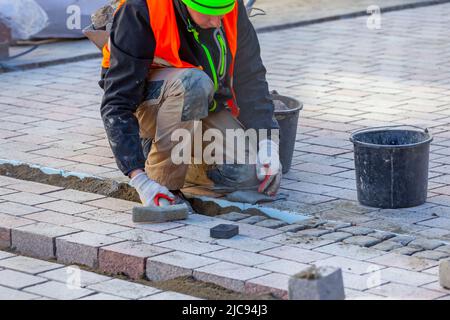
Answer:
(102, 0, 240, 116)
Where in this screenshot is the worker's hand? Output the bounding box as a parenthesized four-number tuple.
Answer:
(256, 139, 282, 196)
(129, 172, 175, 207)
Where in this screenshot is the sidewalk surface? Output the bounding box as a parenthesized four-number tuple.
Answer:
(1, 3, 450, 299)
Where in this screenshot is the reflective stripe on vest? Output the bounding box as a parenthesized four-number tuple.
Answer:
(101, 0, 240, 116)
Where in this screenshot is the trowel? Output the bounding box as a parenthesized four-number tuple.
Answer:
(132, 193, 189, 223)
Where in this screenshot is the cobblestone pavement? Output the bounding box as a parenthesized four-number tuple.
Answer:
(0, 176, 449, 300)
(250, 0, 432, 30)
(0, 248, 198, 300)
(1, 3, 450, 299)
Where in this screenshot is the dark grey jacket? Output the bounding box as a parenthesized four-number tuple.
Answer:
(100, 0, 278, 176)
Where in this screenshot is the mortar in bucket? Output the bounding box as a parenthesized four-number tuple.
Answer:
(271, 91, 303, 174)
(350, 125, 433, 209)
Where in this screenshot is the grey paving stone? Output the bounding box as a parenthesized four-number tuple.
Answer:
(392, 246, 424, 256)
(141, 291, 201, 300)
(255, 219, 287, 229)
(216, 212, 250, 221)
(408, 239, 445, 251)
(371, 241, 403, 252)
(293, 218, 327, 230)
(88, 279, 160, 299)
(412, 250, 450, 261)
(318, 231, 352, 242)
(321, 221, 352, 231)
(276, 224, 309, 233)
(390, 235, 416, 246)
(0, 285, 40, 300)
(435, 245, 450, 255)
(339, 226, 373, 236)
(342, 236, 381, 248)
(0, 256, 63, 274)
(368, 231, 396, 241)
(296, 228, 332, 237)
(79, 293, 127, 300)
(0, 269, 47, 289)
(38, 266, 111, 287)
(24, 281, 94, 300)
(0, 251, 14, 260)
(239, 216, 267, 225)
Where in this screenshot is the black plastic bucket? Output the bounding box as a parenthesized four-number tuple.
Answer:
(350, 126, 433, 209)
(271, 92, 303, 174)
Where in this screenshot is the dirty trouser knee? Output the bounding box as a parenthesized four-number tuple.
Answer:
(135, 68, 214, 190)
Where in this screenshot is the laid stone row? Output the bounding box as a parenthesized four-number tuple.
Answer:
(216, 212, 450, 261)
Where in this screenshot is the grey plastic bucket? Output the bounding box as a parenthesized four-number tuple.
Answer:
(271, 92, 303, 174)
(350, 125, 433, 209)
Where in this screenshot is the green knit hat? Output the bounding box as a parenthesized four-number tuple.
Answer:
(181, 0, 236, 16)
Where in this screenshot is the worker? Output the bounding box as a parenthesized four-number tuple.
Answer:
(99, 0, 281, 211)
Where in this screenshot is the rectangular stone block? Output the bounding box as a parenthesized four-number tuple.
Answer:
(0, 202, 43, 216)
(1, 192, 56, 206)
(45, 189, 105, 203)
(156, 237, 224, 255)
(113, 229, 177, 244)
(38, 266, 111, 288)
(25, 211, 86, 226)
(68, 220, 131, 235)
(37, 200, 95, 215)
(56, 231, 124, 268)
(87, 278, 160, 299)
(204, 248, 277, 267)
(146, 251, 217, 282)
(440, 259, 450, 289)
(12, 223, 79, 259)
(84, 198, 137, 212)
(261, 246, 330, 263)
(193, 262, 270, 292)
(0, 269, 47, 289)
(245, 273, 289, 299)
(0, 256, 63, 274)
(0, 213, 34, 249)
(99, 241, 171, 279)
(24, 281, 94, 300)
(0, 285, 39, 300)
(368, 253, 438, 272)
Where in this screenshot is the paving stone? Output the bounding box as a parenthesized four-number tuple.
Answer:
(368, 231, 396, 241)
(319, 231, 352, 242)
(113, 229, 178, 245)
(232, 222, 282, 240)
(262, 233, 335, 250)
(146, 251, 218, 281)
(1, 192, 56, 206)
(79, 293, 127, 300)
(56, 231, 124, 268)
(141, 291, 201, 300)
(84, 198, 137, 212)
(245, 273, 289, 299)
(342, 272, 389, 291)
(204, 248, 277, 267)
(435, 245, 450, 255)
(0, 251, 14, 260)
(412, 250, 450, 261)
(255, 219, 287, 229)
(367, 282, 445, 300)
(99, 241, 171, 279)
(216, 212, 251, 221)
(193, 262, 270, 292)
(296, 228, 332, 238)
(38, 266, 111, 287)
(261, 246, 330, 264)
(68, 220, 130, 235)
(46, 189, 105, 203)
(0, 255, 63, 274)
(0, 202, 43, 216)
(0, 285, 39, 300)
(276, 224, 310, 233)
(0, 269, 47, 289)
(24, 281, 94, 300)
(392, 246, 424, 256)
(314, 256, 384, 275)
(25, 211, 86, 226)
(239, 216, 267, 225)
(88, 278, 160, 299)
(0, 187, 18, 196)
(315, 243, 383, 260)
(440, 259, 450, 289)
(368, 253, 438, 272)
(342, 236, 381, 248)
(256, 259, 309, 276)
(408, 239, 444, 250)
(77, 209, 131, 225)
(157, 238, 224, 255)
(371, 241, 403, 252)
(37, 200, 95, 215)
(12, 223, 79, 259)
(4, 181, 62, 194)
(216, 235, 280, 253)
(321, 221, 352, 231)
(164, 225, 214, 242)
(292, 218, 327, 230)
(418, 217, 450, 230)
(0, 213, 34, 248)
(390, 235, 416, 246)
(339, 226, 374, 236)
(379, 267, 437, 287)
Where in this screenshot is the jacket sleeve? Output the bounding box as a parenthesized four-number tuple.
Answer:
(100, 0, 155, 176)
(233, 0, 279, 133)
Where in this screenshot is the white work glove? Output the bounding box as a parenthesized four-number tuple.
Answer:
(129, 172, 175, 207)
(256, 139, 282, 196)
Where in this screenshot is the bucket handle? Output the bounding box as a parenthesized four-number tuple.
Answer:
(350, 125, 430, 143)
